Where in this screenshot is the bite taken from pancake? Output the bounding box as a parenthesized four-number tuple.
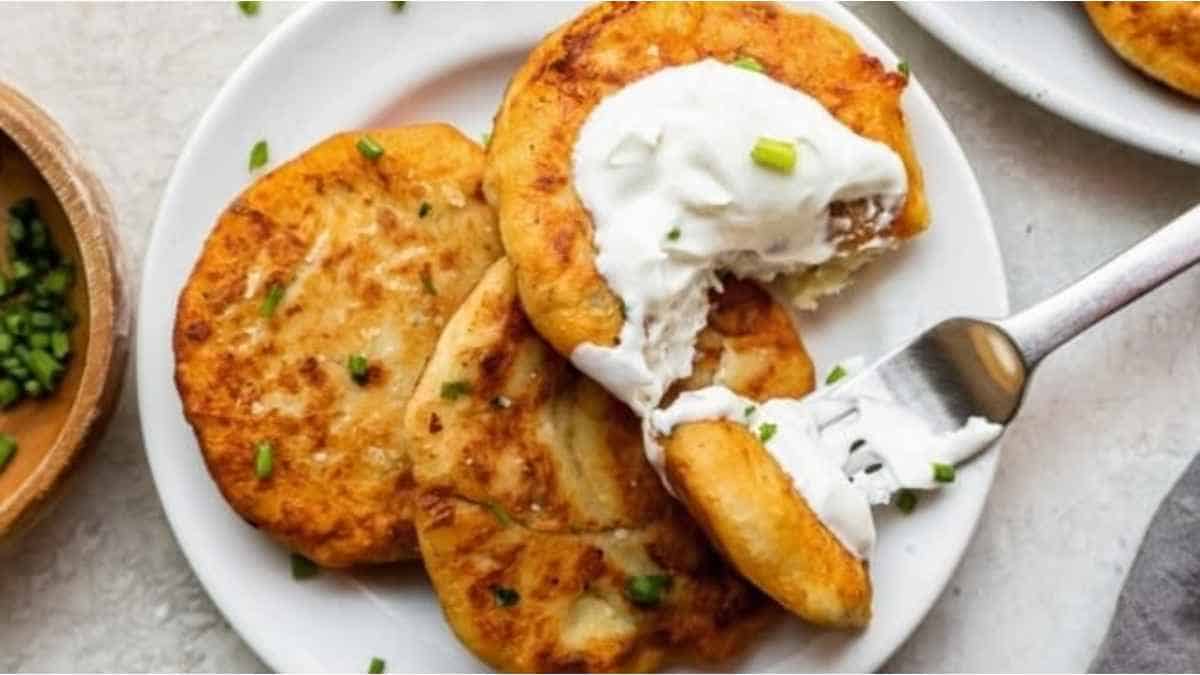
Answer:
(402, 259, 860, 671)
(174, 125, 502, 567)
(485, 0, 928, 400)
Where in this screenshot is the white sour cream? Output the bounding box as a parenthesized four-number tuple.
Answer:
(648, 382, 1003, 559)
(571, 58, 908, 415)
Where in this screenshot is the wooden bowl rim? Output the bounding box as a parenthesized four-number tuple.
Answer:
(0, 82, 129, 538)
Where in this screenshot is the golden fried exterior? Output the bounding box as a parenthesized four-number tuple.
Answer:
(1085, 2, 1200, 99)
(662, 422, 872, 629)
(175, 125, 502, 567)
(403, 260, 817, 672)
(485, 1, 929, 359)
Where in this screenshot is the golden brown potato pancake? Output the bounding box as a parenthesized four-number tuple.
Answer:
(1085, 2, 1200, 99)
(485, 1, 929, 362)
(661, 422, 873, 629)
(175, 125, 502, 567)
(404, 259, 826, 672)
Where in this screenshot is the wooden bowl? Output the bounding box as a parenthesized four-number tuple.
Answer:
(0, 82, 128, 541)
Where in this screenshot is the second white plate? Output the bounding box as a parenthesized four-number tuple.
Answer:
(902, 1, 1200, 166)
(137, 2, 1009, 672)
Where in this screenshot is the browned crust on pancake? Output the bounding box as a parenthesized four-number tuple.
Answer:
(175, 125, 502, 567)
(485, 1, 929, 361)
(1085, 1, 1200, 98)
(404, 261, 797, 672)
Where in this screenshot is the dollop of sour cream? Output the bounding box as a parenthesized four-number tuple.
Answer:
(571, 58, 908, 415)
(569, 58, 998, 560)
(648, 378, 1003, 559)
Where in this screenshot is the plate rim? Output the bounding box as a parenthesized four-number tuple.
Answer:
(136, 2, 1010, 672)
(900, 1, 1200, 166)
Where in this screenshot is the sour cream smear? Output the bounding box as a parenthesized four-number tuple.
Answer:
(570, 59, 907, 415)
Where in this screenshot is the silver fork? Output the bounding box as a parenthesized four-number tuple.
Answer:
(818, 202, 1200, 458)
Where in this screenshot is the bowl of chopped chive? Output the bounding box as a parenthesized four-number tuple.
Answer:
(0, 82, 127, 542)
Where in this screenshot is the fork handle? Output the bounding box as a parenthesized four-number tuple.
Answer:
(999, 203, 1200, 368)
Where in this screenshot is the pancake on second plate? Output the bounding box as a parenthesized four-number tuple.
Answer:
(1085, 1, 1200, 99)
(175, 125, 502, 567)
(403, 259, 830, 672)
(485, 1, 929, 363)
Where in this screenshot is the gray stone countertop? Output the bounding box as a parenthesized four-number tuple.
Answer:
(0, 2, 1197, 672)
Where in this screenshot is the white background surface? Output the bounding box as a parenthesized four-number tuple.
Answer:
(0, 2, 1197, 672)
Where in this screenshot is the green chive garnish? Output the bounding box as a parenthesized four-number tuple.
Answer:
(898, 60, 911, 78)
(485, 501, 512, 527)
(932, 462, 955, 483)
(758, 422, 778, 444)
(418, 202, 432, 218)
(743, 405, 756, 419)
(732, 56, 764, 73)
(237, 1, 261, 16)
(0, 433, 16, 473)
(254, 441, 273, 479)
(248, 140, 269, 171)
(390, 1, 406, 10)
(895, 489, 918, 514)
(625, 574, 671, 607)
(348, 354, 369, 385)
(368, 657, 386, 674)
(260, 283, 285, 318)
(357, 135, 385, 161)
(666, 227, 681, 241)
(440, 380, 472, 400)
(750, 137, 797, 174)
(0, 379, 18, 407)
(420, 270, 437, 295)
(291, 553, 319, 580)
(491, 585, 520, 607)
(825, 364, 847, 385)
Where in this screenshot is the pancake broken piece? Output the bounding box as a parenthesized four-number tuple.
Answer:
(175, 125, 502, 567)
(486, 1, 929, 377)
(404, 260, 825, 672)
(1085, 1, 1200, 99)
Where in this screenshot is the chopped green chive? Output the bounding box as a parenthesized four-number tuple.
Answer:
(626, 574, 671, 607)
(291, 553, 319, 580)
(248, 139, 269, 171)
(743, 405, 756, 419)
(491, 585, 520, 607)
(732, 56, 764, 73)
(440, 380, 472, 400)
(368, 657, 386, 674)
(420, 270, 437, 295)
(666, 227, 681, 241)
(750, 137, 797, 174)
(27, 349, 62, 389)
(825, 364, 848, 385)
(260, 283, 285, 318)
(849, 439, 866, 452)
(418, 202, 432, 218)
(348, 354, 369, 385)
(485, 501, 512, 527)
(356, 135, 385, 161)
(933, 462, 955, 483)
(897, 60, 911, 78)
(0, 379, 18, 407)
(895, 489, 918, 514)
(619, 299, 629, 320)
(491, 395, 512, 409)
(254, 441, 273, 479)
(758, 422, 778, 444)
(0, 433, 16, 473)
(50, 331, 69, 359)
(390, 0, 406, 10)
(236, 1, 261, 16)
(7, 198, 37, 221)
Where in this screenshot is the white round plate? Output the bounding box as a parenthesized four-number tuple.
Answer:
(901, 2, 1200, 166)
(138, 3, 1008, 672)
